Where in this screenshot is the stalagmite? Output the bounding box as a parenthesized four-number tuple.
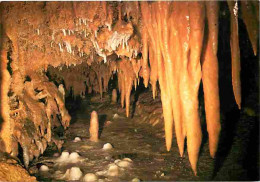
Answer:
(89, 111, 99, 142)
(228, 1, 241, 109)
(202, 1, 221, 158)
(111, 89, 117, 103)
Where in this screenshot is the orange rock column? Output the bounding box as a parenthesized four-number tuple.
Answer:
(0, 48, 12, 153)
(89, 111, 99, 142)
(111, 89, 117, 103)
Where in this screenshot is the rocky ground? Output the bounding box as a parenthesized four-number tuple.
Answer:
(0, 152, 36, 182)
(28, 90, 258, 181)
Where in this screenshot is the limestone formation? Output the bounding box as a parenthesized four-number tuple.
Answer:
(89, 111, 99, 142)
(0, 1, 258, 175)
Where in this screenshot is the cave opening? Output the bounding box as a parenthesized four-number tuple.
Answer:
(0, 1, 259, 181)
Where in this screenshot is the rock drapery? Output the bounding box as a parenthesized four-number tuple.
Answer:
(0, 1, 258, 175)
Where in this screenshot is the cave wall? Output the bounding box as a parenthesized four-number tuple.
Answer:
(0, 1, 258, 174)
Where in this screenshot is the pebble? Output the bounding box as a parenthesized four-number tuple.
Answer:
(132, 178, 140, 182)
(83, 173, 98, 182)
(107, 164, 119, 176)
(102, 143, 113, 150)
(96, 170, 107, 176)
(68, 167, 83, 181)
(244, 107, 256, 116)
(56, 151, 69, 162)
(114, 159, 121, 164)
(53, 153, 60, 157)
(105, 156, 111, 160)
(56, 151, 83, 163)
(53, 170, 64, 179)
(117, 160, 132, 168)
(81, 145, 94, 150)
(113, 113, 119, 119)
(73, 137, 82, 142)
(114, 158, 133, 168)
(104, 120, 112, 127)
(123, 158, 132, 162)
(68, 152, 81, 162)
(39, 165, 49, 172)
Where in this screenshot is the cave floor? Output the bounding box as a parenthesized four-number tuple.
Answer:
(31, 92, 258, 181)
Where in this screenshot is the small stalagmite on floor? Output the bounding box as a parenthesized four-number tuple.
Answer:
(111, 89, 117, 103)
(89, 111, 99, 142)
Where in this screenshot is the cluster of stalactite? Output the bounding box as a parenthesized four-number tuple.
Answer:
(139, 1, 258, 174)
(47, 60, 115, 99)
(48, 64, 89, 98)
(0, 1, 258, 174)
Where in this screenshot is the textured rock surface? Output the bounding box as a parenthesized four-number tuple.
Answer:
(0, 153, 36, 182)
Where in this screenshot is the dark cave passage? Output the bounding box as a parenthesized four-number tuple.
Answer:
(29, 88, 258, 181)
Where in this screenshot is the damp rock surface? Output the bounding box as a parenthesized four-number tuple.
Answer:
(0, 158, 36, 182)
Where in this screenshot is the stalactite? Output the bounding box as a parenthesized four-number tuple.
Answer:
(141, 28, 150, 88)
(141, 1, 205, 174)
(167, 3, 186, 157)
(156, 2, 175, 153)
(118, 69, 125, 108)
(228, 1, 241, 109)
(180, 3, 204, 175)
(201, 1, 221, 158)
(98, 75, 103, 99)
(140, 1, 174, 152)
(149, 46, 158, 100)
(118, 59, 135, 117)
(241, 1, 259, 56)
(131, 59, 141, 79)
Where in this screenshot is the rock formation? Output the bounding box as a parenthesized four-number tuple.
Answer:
(0, 1, 258, 175)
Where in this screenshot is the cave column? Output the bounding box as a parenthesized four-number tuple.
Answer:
(0, 44, 12, 153)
